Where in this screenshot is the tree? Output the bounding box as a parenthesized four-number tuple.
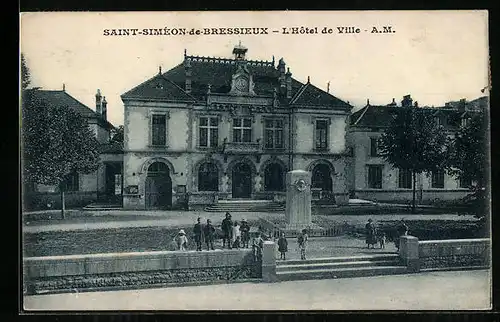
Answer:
(446, 111, 488, 219)
(22, 88, 100, 218)
(110, 125, 124, 143)
(21, 53, 31, 90)
(379, 107, 448, 213)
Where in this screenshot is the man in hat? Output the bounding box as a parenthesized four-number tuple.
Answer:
(239, 218, 251, 248)
(193, 217, 203, 251)
(365, 218, 377, 249)
(221, 212, 233, 249)
(203, 219, 215, 251)
(174, 229, 188, 251)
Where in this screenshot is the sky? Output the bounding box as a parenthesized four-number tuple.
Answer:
(20, 11, 489, 127)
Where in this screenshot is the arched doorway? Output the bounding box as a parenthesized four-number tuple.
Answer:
(145, 162, 172, 209)
(311, 164, 333, 192)
(264, 163, 285, 191)
(232, 163, 252, 198)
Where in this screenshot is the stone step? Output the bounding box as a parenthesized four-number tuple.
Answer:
(276, 260, 400, 272)
(276, 254, 400, 266)
(276, 265, 408, 281)
(218, 200, 282, 204)
(82, 207, 123, 211)
(205, 205, 285, 212)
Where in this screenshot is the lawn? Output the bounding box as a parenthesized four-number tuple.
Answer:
(23, 219, 262, 257)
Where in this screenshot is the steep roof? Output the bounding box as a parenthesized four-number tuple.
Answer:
(350, 103, 473, 129)
(121, 72, 196, 102)
(290, 82, 351, 109)
(122, 55, 351, 111)
(350, 104, 399, 127)
(24, 89, 114, 129)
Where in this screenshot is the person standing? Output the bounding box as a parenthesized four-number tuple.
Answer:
(232, 221, 241, 249)
(298, 229, 308, 260)
(252, 232, 264, 262)
(203, 219, 215, 251)
(239, 218, 251, 248)
(174, 229, 188, 251)
(193, 217, 203, 251)
(277, 232, 288, 260)
(395, 219, 409, 251)
(221, 212, 233, 249)
(365, 218, 377, 249)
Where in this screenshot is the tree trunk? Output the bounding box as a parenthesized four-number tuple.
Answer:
(412, 171, 416, 214)
(61, 189, 66, 220)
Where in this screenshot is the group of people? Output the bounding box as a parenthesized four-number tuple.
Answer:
(173, 212, 252, 252)
(276, 229, 309, 261)
(365, 218, 409, 250)
(172, 212, 310, 262)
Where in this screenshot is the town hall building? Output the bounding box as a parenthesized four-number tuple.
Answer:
(121, 44, 353, 210)
(120, 44, 487, 210)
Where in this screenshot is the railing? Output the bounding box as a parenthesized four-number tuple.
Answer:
(254, 218, 346, 240)
(223, 141, 261, 154)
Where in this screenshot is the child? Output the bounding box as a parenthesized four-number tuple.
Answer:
(252, 232, 264, 262)
(174, 229, 188, 251)
(277, 232, 288, 260)
(378, 231, 386, 249)
(239, 219, 250, 248)
(232, 221, 241, 249)
(298, 229, 308, 260)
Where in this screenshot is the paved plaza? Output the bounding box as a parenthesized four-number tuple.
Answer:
(23, 269, 491, 311)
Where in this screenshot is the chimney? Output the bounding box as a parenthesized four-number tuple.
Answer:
(414, 101, 419, 108)
(285, 67, 292, 99)
(401, 94, 413, 108)
(62, 83, 66, 92)
(184, 59, 192, 94)
(458, 98, 467, 111)
(101, 96, 107, 120)
(278, 58, 286, 94)
(95, 89, 102, 114)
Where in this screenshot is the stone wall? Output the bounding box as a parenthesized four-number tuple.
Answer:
(399, 236, 490, 272)
(24, 249, 259, 294)
(419, 238, 490, 270)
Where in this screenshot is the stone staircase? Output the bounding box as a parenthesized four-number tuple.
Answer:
(83, 203, 123, 211)
(205, 200, 285, 212)
(276, 253, 407, 281)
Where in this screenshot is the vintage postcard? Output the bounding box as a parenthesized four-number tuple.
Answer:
(20, 10, 491, 311)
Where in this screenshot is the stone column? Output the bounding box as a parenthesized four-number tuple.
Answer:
(285, 170, 312, 230)
(399, 235, 420, 273)
(261, 241, 277, 282)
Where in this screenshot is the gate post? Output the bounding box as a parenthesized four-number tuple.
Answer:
(262, 241, 278, 282)
(399, 235, 420, 273)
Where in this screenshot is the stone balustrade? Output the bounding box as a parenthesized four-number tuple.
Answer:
(399, 236, 490, 272)
(23, 249, 259, 294)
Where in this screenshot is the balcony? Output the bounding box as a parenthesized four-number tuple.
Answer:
(222, 140, 262, 154)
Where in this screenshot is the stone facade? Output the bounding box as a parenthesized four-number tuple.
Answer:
(347, 96, 487, 203)
(121, 45, 352, 210)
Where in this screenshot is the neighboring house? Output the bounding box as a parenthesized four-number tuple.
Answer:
(121, 44, 353, 210)
(23, 87, 123, 210)
(347, 94, 487, 204)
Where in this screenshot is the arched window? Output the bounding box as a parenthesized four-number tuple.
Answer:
(311, 164, 332, 191)
(198, 162, 219, 191)
(147, 162, 169, 176)
(264, 163, 285, 191)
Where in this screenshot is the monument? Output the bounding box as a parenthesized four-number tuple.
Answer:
(285, 170, 312, 230)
